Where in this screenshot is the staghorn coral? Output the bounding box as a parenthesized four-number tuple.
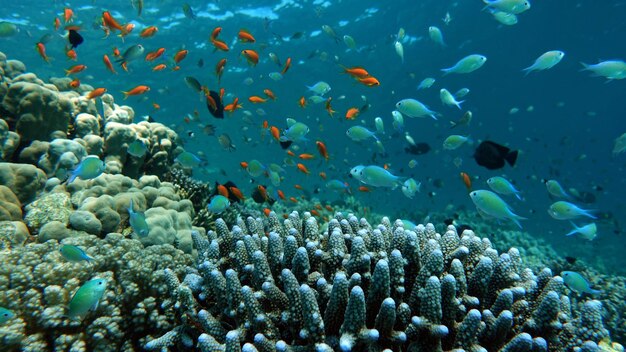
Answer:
(0, 233, 192, 351)
(149, 212, 615, 351)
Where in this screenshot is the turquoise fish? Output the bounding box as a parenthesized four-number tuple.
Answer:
(548, 201, 596, 220)
(282, 119, 310, 143)
(561, 271, 601, 295)
(395, 98, 438, 120)
(0, 307, 14, 324)
(326, 179, 349, 192)
(175, 151, 202, 168)
(127, 140, 148, 158)
(470, 189, 526, 228)
(68, 155, 105, 183)
(246, 159, 266, 178)
(128, 199, 149, 237)
(207, 195, 230, 213)
(68, 278, 107, 319)
(60, 244, 94, 263)
(441, 54, 487, 75)
(346, 126, 378, 142)
(306, 81, 331, 95)
(565, 222, 597, 241)
(545, 180, 573, 200)
(487, 176, 522, 200)
(358, 165, 402, 188)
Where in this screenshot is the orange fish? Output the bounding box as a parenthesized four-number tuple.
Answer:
(248, 96, 267, 104)
(315, 204, 322, 210)
(171, 65, 180, 71)
(102, 11, 126, 33)
(69, 79, 80, 88)
(112, 47, 121, 57)
(358, 186, 371, 192)
(87, 88, 107, 100)
(219, 88, 225, 100)
(341, 65, 370, 78)
(140, 26, 158, 38)
(238, 29, 255, 43)
(460, 172, 472, 192)
(54, 17, 61, 31)
(205, 94, 218, 112)
(145, 48, 165, 61)
(119, 23, 135, 40)
(224, 97, 242, 113)
(210, 27, 222, 41)
(103, 54, 116, 74)
(257, 185, 269, 201)
(65, 64, 87, 75)
(319, 172, 327, 180)
(289, 197, 298, 203)
(345, 107, 360, 120)
(229, 187, 245, 200)
(262, 120, 269, 129)
(65, 48, 77, 61)
(217, 184, 229, 197)
(325, 205, 333, 212)
(64, 8, 74, 23)
(325, 97, 336, 117)
(174, 49, 188, 63)
(152, 103, 160, 110)
(281, 57, 291, 74)
(296, 163, 310, 175)
(298, 153, 315, 160)
(298, 96, 306, 108)
(316, 141, 329, 161)
(215, 58, 226, 84)
(152, 63, 167, 71)
(211, 39, 229, 52)
(35, 42, 51, 63)
(277, 190, 286, 200)
(357, 76, 380, 86)
(263, 208, 272, 217)
(286, 150, 295, 157)
(240, 161, 249, 169)
(263, 89, 276, 100)
(241, 50, 259, 66)
(270, 126, 280, 141)
(122, 85, 150, 99)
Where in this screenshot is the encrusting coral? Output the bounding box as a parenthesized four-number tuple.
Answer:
(148, 212, 615, 351)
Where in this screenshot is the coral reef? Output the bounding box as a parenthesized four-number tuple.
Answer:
(149, 212, 615, 351)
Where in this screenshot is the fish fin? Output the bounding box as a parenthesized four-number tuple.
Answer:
(511, 217, 523, 229)
(456, 100, 465, 109)
(440, 68, 451, 76)
(564, 229, 577, 237)
(505, 150, 519, 167)
(590, 289, 602, 295)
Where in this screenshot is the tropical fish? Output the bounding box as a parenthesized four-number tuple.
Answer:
(417, 77, 436, 90)
(307, 81, 331, 95)
(246, 160, 266, 178)
(441, 54, 487, 75)
(128, 199, 149, 237)
(548, 201, 597, 220)
(241, 50, 259, 66)
(68, 29, 83, 48)
(401, 178, 421, 199)
(122, 85, 150, 99)
(580, 60, 626, 81)
(0, 307, 14, 324)
(352, 165, 402, 188)
(60, 244, 94, 262)
(0, 22, 18, 37)
(561, 271, 601, 295)
(127, 140, 148, 158)
(205, 90, 224, 119)
(454, 88, 470, 99)
(428, 26, 446, 47)
(483, 0, 531, 15)
(182, 3, 196, 19)
(473, 141, 518, 170)
(396, 99, 438, 120)
(346, 126, 378, 142)
(282, 119, 309, 143)
(545, 180, 573, 200)
(450, 111, 472, 129)
(443, 135, 470, 150)
(565, 222, 597, 241)
(394, 41, 404, 63)
(326, 179, 350, 193)
(207, 195, 230, 214)
(174, 151, 201, 168)
(523, 50, 565, 75)
(487, 176, 522, 200)
(470, 190, 526, 228)
(440, 88, 464, 109)
(490, 10, 518, 25)
(67, 156, 105, 183)
(68, 278, 107, 319)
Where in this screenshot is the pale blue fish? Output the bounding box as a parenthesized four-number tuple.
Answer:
(374, 117, 384, 134)
(346, 126, 378, 142)
(246, 159, 266, 177)
(483, 0, 531, 14)
(308, 95, 326, 104)
(560, 271, 601, 295)
(565, 222, 597, 241)
(68, 155, 105, 183)
(440, 88, 464, 109)
(454, 88, 470, 99)
(326, 179, 350, 193)
(522, 50, 565, 75)
(68, 278, 107, 319)
(306, 81, 331, 95)
(441, 54, 487, 75)
(60, 244, 94, 263)
(428, 26, 446, 47)
(443, 135, 470, 150)
(417, 77, 436, 90)
(207, 195, 230, 213)
(269, 72, 283, 81)
(395, 99, 438, 120)
(548, 201, 596, 220)
(282, 119, 310, 143)
(127, 140, 148, 158)
(545, 180, 573, 200)
(580, 60, 626, 81)
(401, 219, 417, 229)
(391, 110, 404, 132)
(128, 199, 149, 237)
(175, 151, 202, 168)
(349, 165, 365, 182)
(470, 190, 526, 228)
(268, 170, 281, 187)
(401, 178, 421, 199)
(487, 176, 522, 200)
(490, 10, 518, 25)
(0, 307, 14, 324)
(357, 165, 402, 188)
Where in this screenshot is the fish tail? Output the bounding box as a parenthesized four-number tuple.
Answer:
(505, 150, 519, 167)
(583, 210, 598, 219)
(511, 217, 523, 229)
(440, 68, 451, 76)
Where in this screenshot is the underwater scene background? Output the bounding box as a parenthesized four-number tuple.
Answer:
(0, 0, 625, 351)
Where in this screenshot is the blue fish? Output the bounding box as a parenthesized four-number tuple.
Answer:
(175, 151, 202, 168)
(59, 244, 94, 263)
(207, 195, 230, 214)
(0, 307, 14, 324)
(68, 278, 107, 319)
(128, 199, 149, 237)
(68, 155, 105, 183)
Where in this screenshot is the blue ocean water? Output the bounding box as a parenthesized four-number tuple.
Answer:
(1, 0, 625, 272)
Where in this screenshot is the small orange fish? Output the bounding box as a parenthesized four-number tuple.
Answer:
(210, 27, 222, 41)
(152, 103, 160, 110)
(65, 48, 77, 61)
(315, 204, 323, 210)
(319, 172, 327, 180)
(112, 47, 121, 57)
(238, 29, 255, 43)
(205, 94, 218, 112)
(270, 126, 280, 141)
(103, 54, 116, 74)
(286, 150, 295, 157)
(65, 64, 87, 75)
(257, 185, 269, 201)
(294, 184, 303, 190)
(224, 97, 242, 113)
(140, 26, 158, 38)
(277, 190, 286, 200)
(36, 42, 51, 63)
(262, 120, 269, 129)
(69, 79, 80, 88)
(357, 76, 380, 86)
(102, 11, 126, 33)
(145, 48, 165, 61)
(229, 187, 245, 200)
(296, 163, 310, 175)
(215, 58, 226, 84)
(358, 186, 371, 192)
(460, 172, 472, 192)
(241, 50, 259, 66)
(219, 88, 225, 100)
(119, 23, 135, 39)
(298, 153, 315, 160)
(263, 89, 276, 100)
(171, 65, 180, 71)
(341, 65, 370, 78)
(281, 57, 291, 74)
(152, 63, 167, 71)
(211, 39, 230, 52)
(345, 107, 360, 120)
(64, 8, 74, 23)
(54, 17, 61, 31)
(325, 97, 336, 117)
(240, 161, 249, 169)
(325, 205, 333, 212)
(87, 88, 107, 99)
(316, 141, 329, 161)
(298, 96, 306, 108)
(217, 184, 229, 197)
(174, 49, 188, 64)
(289, 197, 298, 203)
(263, 208, 271, 217)
(122, 85, 150, 99)
(248, 96, 267, 104)
(310, 209, 320, 216)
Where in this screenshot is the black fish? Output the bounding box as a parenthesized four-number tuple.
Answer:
(205, 90, 224, 118)
(404, 142, 431, 155)
(68, 29, 83, 48)
(279, 139, 292, 150)
(564, 256, 577, 264)
(474, 141, 518, 170)
(251, 186, 275, 205)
